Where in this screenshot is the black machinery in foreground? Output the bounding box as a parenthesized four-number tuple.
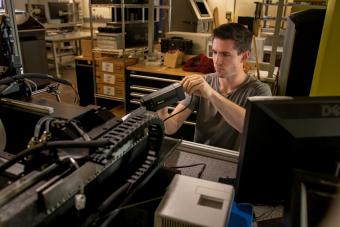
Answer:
(0, 10, 186, 226)
(0, 96, 168, 226)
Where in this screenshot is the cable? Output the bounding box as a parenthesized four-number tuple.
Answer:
(0, 139, 111, 174)
(70, 83, 80, 104)
(0, 15, 15, 77)
(34, 116, 55, 139)
(24, 78, 38, 91)
(82, 182, 131, 227)
(254, 206, 278, 221)
(167, 163, 207, 178)
(98, 196, 164, 227)
(70, 120, 91, 141)
(0, 73, 71, 86)
(0, 73, 80, 104)
(163, 95, 193, 122)
(24, 79, 33, 95)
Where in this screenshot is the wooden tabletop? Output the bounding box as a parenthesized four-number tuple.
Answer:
(127, 64, 203, 77)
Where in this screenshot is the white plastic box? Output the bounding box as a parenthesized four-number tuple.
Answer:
(154, 174, 234, 227)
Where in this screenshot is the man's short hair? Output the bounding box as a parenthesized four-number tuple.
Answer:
(213, 23, 252, 54)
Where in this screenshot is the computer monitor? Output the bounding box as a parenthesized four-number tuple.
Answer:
(48, 2, 70, 23)
(25, 3, 48, 24)
(278, 9, 325, 96)
(235, 96, 340, 206)
(189, 0, 213, 20)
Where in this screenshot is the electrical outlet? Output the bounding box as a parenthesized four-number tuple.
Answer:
(225, 11, 232, 22)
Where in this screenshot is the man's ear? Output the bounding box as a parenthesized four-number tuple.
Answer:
(241, 51, 250, 63)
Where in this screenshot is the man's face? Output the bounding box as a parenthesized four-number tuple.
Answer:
(212, 38, 246, 79)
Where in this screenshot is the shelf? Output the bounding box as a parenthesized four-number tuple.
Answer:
(107, 20, 158, 24)
(43, 22, 82, 29)
(90, 4, 170, 9)
(130, 85, 157, 93)
(130, 92, 144, 98)
(89, 1, 171, 111)
(261, 28, 286, 36)
(255, 1, 326, 8)
(264, 45, 283, 54)
(95, 94, 124, 102)
(92, 46, 147, 55)
(260, 16, 287, 21)
(130, 99, 141, 105)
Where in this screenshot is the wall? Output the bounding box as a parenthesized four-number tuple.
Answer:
(206, 0, 234, 25)
(14, 0, 26, 10)
(310, 0, 340, 96)
(234, 0, 255, 20)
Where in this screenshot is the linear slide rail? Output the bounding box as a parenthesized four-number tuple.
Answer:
(177, 140, 239, 163)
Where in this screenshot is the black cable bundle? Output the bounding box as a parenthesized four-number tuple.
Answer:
(0, 73, 79, 103)
(0, 14, 16, 78)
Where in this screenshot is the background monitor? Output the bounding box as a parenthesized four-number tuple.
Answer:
(26, 4, 48, 24)
(278, 9, 325, 96)
(48, 2, 70, 23)
(235, 96, 340, 207)
(190, 0, 213, 20)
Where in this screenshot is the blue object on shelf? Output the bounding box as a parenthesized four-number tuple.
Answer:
(227, 202, 253, 227)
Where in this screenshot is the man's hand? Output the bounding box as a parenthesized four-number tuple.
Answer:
(181, 74, 213, 99)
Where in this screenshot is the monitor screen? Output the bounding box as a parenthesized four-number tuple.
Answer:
(190, 0, 212, 20)
(26, 4, 48, 23)
(48, 2, 69, 23)
(195, 0, 209, 16)
(235, 96, 340, 206)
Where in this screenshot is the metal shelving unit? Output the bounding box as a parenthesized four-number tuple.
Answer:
(88, 1, 171, 111)
(89, 1, 171, 57)
(254, 0, 326, 81)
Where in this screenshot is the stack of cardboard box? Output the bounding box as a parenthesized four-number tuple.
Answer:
(95, 57, 137, 99)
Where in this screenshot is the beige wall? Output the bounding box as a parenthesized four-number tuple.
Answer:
(234, 0, 255, 19)
(14, 0, 26, 10)
(206, 0, 234, 25)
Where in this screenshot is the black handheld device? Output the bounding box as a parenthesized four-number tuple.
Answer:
(140, 83, 185, 111)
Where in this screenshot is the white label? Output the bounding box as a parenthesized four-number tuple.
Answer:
(103, 85, 115, 96)
(102, 62, 113, 72)
(103, 73, 116, 84)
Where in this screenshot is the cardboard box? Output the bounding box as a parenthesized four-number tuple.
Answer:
(96, 33, 123, 50)
(97, 57, 138, 74)
(164, 50, 184, 68)
(96, 71, 125, 85)
(81, 39, 101, 58)
(96, 83, 124, 98)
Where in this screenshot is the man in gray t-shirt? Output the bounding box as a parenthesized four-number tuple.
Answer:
(158, 23, 272, 150)
(181, 73, 271, 150)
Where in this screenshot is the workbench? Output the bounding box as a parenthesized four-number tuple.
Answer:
(45, 31, 91, 78)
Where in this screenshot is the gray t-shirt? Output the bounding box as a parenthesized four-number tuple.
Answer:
(181, 73, 272, 150)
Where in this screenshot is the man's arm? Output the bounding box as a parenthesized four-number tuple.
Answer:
(181, 74, 246, 133)
(157, 103, 193, 135)
(208, 89, 246, 133)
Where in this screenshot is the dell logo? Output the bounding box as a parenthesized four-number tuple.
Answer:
(322, 104, 340, 117)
